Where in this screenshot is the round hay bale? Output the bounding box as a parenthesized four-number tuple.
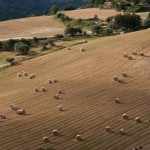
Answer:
(17, 73, 22, 77)
(132, 51, 137, 55)
(80, 47, 84, 52)
(68, 46, 71, 50)
(43, 136, 49, 143)
(0, 114, 6, 119)
(140, 52, 144, 56)
(54, 94, 59, 99)
(52, 129, 59, 136)
(122, 72, 128, 77)
(82, 40, 87, 43)
(119, 129, 126, 135)
(10, 104, 18, 111)
(128, 55, 133, 60)
(41, 87, 46, 92)
(34, 87, 38, 92)
(106, 126, 111, 132)
(135, 117, 142, 123)
(123, 113, 128, 120)
(57, 105, 62, 111)
(48, 79, 52, 84)
(118, 77, 123, 83)
(114, 76, 118, 81)
(123, 53, 128, 58)
(29, 74, 35, 79)
(76, 134, 82, 141)
(57, 89, 62, 94)
(16, 109, 25, 115)
(53, 78, 57, 83)
(22, 71, 28, 76)
(115, 98, 120, 104)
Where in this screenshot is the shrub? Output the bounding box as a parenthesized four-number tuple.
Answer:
(64, 27, 82, 37)
(7, 39, 18, 48)
(91, 25, 102, 35)
(148, 13, 150, 18)
(0, 41, 2, 49)
(56, 12, 63, 18)
(6, 57, 15, 65)
(143, 18, 150, 29)
(102, 27, 113, 36)
(33, 37, 39, 43)
(55, 34, 64, 39)
(50, 5, 59, 15)
(83, 31, 87, 36)
(106, 16, 114, 23)
(20, 38, 31, 46)
(114, 13, 142, 30)
(14, 42, 30, 55)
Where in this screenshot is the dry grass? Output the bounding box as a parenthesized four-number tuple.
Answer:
(63, 8, 149, 20)
(0, 29, 150, 150)
(0, 16, 65, 41)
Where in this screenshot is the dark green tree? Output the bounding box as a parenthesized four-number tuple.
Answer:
(115, 13, 141, 30)
(50, 5, 59, 15)
(6, 58, 15, 65)
(91, 25, 102, 35)
(14, 42, 30, 55)
(132, 0, 140, 5)
(143, 18, 150, 29)
(64, 27, 82, 37)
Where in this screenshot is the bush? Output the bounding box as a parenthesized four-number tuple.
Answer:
(33, 37, 39, 43)
(148, 13, 150, 18)
(115, 2, 128, 11)
(7, 39, 19, 49)
(20, 38, 31, 46)
(64, 27, 82, 37)
(114, 13, 142, 30)
(0, 41, 2, 49)
(50, 5, 59, 15)
(83, 31, 87, 36)
(14, 42, 30, 55)
(55, 34, 64, 39)
(102, 27, 113, 36)
(6, 57, 15, 65)
(143, 18, 150, 29)
(106, 16, 114, 23)
(91, 25, 102, 35)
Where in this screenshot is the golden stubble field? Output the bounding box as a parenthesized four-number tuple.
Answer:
(63, 8, 149, 20)
(0, 16, 65, 41)
(0, 29, 150, 150)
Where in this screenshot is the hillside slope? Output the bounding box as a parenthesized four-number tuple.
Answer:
(0, 16, 65, 41)
(64, 8, 149, 19)
(0, 29, 150, 150)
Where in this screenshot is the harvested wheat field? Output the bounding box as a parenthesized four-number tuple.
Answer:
(64, 8, 149, 20)
(0, 29, 150, 150)
(0, 16, 65, 41)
